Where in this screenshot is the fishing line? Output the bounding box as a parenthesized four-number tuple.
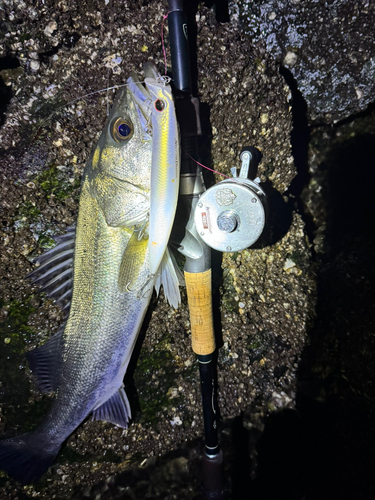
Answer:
(60, 75, 172, 111)
(183, 149, 230, 179)
(62, 11, 171, 110)
(161, 12, 170, 75)
(47, 12, 172, 119)
(66, 82, 139, 106)
(106, 37, 112, 116)
(161, 13, 229, 179)
(33, 82, 146, 132)
(41, 83, 230, 179)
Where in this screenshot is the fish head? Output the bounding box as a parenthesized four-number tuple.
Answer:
(88, 86, 152, 185)
(86, 85, 153, 228)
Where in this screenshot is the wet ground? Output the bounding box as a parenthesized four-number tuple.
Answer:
(0, 2, 374, 499)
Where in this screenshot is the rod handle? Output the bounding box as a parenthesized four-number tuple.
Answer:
(184, 269, 215, 355)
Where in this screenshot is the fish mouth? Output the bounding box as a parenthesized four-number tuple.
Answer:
(127, 74, 152, 134)
(127, 61, 163, 137)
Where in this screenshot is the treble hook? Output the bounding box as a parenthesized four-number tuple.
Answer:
(136, 273, 154, 299)
(157, 75, 172, 85)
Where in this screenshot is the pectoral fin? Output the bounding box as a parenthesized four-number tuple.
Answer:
(92, 386, 131, 428)
(118, 230, 149, 292)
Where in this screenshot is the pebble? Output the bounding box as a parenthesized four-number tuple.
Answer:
(30, 60, 40, 72)
(284, 51, 298, 67)
(44, 21, 57, 37)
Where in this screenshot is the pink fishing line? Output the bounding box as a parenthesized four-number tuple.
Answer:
(183, 150, 230, 179)
(161, 12, 170, 75)
(160, 13, 228, 179)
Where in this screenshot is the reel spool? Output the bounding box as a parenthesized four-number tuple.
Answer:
(194, 148, 267, 253)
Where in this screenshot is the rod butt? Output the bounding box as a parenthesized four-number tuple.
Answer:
(202, 449, 226, 499)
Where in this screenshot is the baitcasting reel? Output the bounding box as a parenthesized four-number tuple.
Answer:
(194, 148, 267, 252)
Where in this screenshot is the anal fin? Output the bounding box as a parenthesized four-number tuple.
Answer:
(92, 386, 131, 428)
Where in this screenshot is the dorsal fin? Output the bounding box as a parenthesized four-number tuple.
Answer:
(26, 327, 64, 393)
(27, 227, 75, 314)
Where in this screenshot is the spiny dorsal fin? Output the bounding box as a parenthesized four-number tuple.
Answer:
(27, 227, 75, 314)
(92, 386, 131, 428)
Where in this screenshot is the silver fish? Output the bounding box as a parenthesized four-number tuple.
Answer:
(0, 63, 181, 484)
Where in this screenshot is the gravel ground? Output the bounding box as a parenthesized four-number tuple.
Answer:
(4, 1, 369, 499)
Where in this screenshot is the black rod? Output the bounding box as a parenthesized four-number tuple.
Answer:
(198, 354, 219, 456)
(167, 1, 225, 497)
(168, 0, 192, 93)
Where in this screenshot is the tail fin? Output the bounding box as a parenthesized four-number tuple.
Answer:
(0, 433, 58, 484)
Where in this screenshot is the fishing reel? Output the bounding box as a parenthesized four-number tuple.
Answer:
(194, 147, 267, 252)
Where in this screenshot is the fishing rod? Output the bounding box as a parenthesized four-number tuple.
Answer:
(167, 1, 267, 497)
(167, 1, 224, 497)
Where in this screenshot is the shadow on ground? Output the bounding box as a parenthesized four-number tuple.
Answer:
(229, 110, 375, 500)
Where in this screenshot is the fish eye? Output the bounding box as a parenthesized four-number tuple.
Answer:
(154, 99, 165, 112)
(112, 117, 134, 142)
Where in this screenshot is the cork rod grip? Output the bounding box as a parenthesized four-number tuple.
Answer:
(184, 269, 215, 355)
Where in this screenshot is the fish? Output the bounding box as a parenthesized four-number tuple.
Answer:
(0, 62, 181, 485)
